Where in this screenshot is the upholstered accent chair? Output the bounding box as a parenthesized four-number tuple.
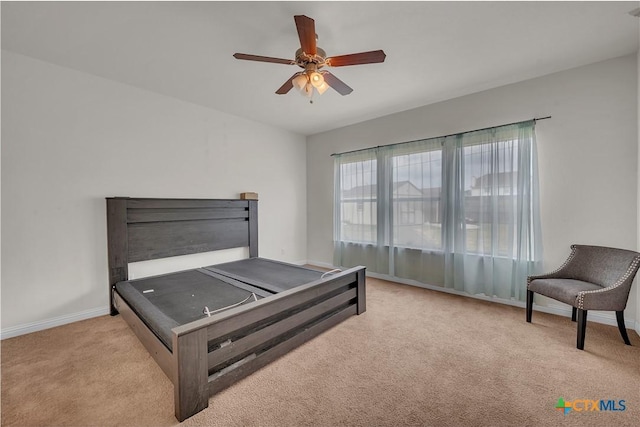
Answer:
(526, 244, 640, 350)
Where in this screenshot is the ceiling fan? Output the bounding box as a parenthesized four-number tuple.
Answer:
(233, 15, 386, 101)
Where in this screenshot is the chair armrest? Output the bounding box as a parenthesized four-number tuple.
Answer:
(577, 284, 631, 311)
(577, 256, 640, 311)
(528, 271, 568, 281)
(527, 246, 579, 287)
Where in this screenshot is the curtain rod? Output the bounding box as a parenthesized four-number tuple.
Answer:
(330, 116, 551, 157)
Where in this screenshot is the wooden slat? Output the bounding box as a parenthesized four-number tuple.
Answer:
(170, 269, 360, 339)
(173, 328, 209, 422)
(127, 219, 249, 262)
(114, 292, 174, 382)
(127, 199, 247, 209)
(248, 200, 258, 258)
(106, 198, 129, 315)
(203, 274, 356, 341)
(106, 197, 257, 265)
(208, 288, 357, 369)
(127, 208, 249, 224)
(173, 268, 357, 340)
(356, 267, 366, 314)
(208, 304, 357, 395)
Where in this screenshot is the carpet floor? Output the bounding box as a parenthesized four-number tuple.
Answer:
(2, 277, 639, 426)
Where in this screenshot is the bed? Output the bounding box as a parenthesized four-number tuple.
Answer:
(106, 197, 366, 421)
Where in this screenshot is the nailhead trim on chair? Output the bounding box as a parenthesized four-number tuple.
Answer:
(526, 245, 578, 289)
(576, 255, 640, 310)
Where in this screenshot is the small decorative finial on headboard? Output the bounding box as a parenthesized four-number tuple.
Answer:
(240, 192, 258, 200)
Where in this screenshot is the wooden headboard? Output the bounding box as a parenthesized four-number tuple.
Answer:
(106, 197, 258, 315)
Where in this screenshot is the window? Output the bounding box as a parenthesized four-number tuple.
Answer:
(336, 158, 377, 244)
(392, 149, 442, 250)
(463, 140, 519, 257)
(333, 121, 542, 301)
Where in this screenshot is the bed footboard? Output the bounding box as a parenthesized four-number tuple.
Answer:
(170, 266, 366, 421)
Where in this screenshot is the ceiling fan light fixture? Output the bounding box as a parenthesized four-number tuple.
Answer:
(316, 81, 329, 95)
(292, 73, 308, 90)
(309, 71, 324, 88)
(303, 82, 314, 98)
(234, 15, 386, 100)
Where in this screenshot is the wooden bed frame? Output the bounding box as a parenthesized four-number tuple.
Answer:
(106, 197, 366, 421)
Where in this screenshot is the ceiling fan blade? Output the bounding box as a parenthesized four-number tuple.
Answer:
(294, 15, 317, 55)
(275, 73, 300, 95)
(323, 72, 353, 96)
(326, 50, 386, 67)
(233, 53, 295, 65)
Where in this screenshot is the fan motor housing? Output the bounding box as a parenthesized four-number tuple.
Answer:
(295, 47, 326, 68)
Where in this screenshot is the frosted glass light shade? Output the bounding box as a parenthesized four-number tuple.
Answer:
(316, 82, 329, 95)
(309, 71, 324, 88)
(292, 74, 308, 90)
(303, 82, 314, 98)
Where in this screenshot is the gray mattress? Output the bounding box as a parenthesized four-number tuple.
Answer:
(115, 258, 326, 351)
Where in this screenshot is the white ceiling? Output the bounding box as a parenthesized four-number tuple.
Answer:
(2, 1, 639, 136)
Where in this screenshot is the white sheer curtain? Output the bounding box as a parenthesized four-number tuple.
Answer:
(333, 121, 542, 301)
(333, 149, 388, 272)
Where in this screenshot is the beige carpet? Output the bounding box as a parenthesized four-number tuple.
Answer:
(2, 277, 639, 426)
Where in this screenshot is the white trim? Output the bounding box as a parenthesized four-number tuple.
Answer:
(306, 260, 639, 330)
(309, 260, 335, 269)
(1, 307, 109, 340)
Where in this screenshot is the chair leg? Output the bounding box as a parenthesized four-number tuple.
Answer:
(576, 309, 587, 350)
(526, 290, 534, 322)
(571, 307, 577, 322)
(616, 311, 632, 346)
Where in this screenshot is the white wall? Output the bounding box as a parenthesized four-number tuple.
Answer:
(308, 54, 639, 325)
(1, 50, 307, 336)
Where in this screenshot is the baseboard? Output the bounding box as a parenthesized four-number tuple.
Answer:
(533, 304, 638, 330)
(308, 260, 335, 269)
(306, 260, 639, 332)
(1, 307, 110, 340)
